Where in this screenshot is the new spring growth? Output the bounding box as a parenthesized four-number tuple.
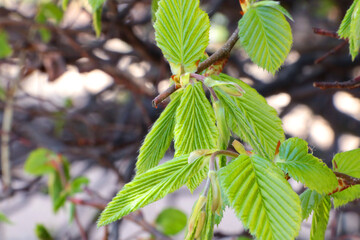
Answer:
(204, 77, 245, 97)
(187, 195, 207, 237)
(232, 140, 249, 155)
(213, 100, 230, 150)
(194, 211, 206, 239)
(209, 170, 222, 213)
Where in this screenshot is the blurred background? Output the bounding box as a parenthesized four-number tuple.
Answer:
(0, 0, 359, 239)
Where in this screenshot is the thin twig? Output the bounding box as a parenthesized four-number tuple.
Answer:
(334, 172, 360, 186)
(74, 207, 88, 240)
(152, 28, 240, 107)
(315, 41, 348, 64)
(1, 52, 25, 190)
(313, 27, 340, 39)
(313, 76, 360, 89)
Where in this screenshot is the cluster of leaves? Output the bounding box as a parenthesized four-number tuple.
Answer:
(24, 148, 89, 236)
(95, 0, 360, 239)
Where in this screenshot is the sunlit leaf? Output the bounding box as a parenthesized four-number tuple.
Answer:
(300, 189, 323, 220)
(310, 196, 331, 240)
(98, 155, 208, 226)
(136, 90, 183, 175)
(238, 3, 292, 74)
(214, 74, 284, 160)
(276, 138, 338, 194)
(154, 0, 210, 74)
(219, 154, 302, 240)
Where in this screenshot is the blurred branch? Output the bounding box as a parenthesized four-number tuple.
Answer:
(313, 75, 360, 89)
(313, 27, 340, 39)
(1, 52, 25, 190)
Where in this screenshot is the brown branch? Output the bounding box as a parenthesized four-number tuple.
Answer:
(334, 172, 360, 186)
(315, 41, 348, 64)
(196, 28, 239, 73)
(74, 208, 88, 240)
(313, 27, 340, 39)
(151, 28, 240, 107)
(313, 75, 360, 89)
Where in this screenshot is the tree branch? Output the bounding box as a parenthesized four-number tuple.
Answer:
(313, 75, 360, 89)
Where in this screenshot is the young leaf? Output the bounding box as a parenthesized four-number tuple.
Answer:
(338, 0, 358, 38)
(154, 0, 210, 74)
(213, 73, 284, 160)
(70, 176, 89, 194)
(252, 1, 293, 21)
(136, 90, 183, 175)
(219, 154, 302, 240)
(155, 208, 187, 236)
(349, 1, 360, 60)
(151, 0, 160, 22)
(238, 3, 292, 74)
(200, 187, 216, 239)
(98, 155, 208, 226)
(300, 189, 323, 220)
(276, 138, 338, 194)
(25, 148, 56, 176)
(0, 212, 11, 224)
(88, 0, 105, 10)
(174, 82, 218, 157)
(310, 196, 331, 240)
(93, 7, 102, 37)
(0, 31, 12, 59)
(332, 148, 360, 207)
(35, 224, 53, 240)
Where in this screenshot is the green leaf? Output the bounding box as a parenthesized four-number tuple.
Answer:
(62, 0, 70, 10)
(310, 196, 331, 240)
(300, 189, 323, 220)
(332, 148, 360, 207)
(214, 73, 284, 160)
(88, 0, 105, 10)
(155, 208, 187, 235)
(0, 212, 11, 224)
(349, 1, 360, 60)
(174, 82, 218, 157)
(25, 148, 56, 176)
(338, 0, 358, 39)
(36, 3, 64, 24)
(154, 0, 210, 74)
(70, 176, 89, 194)
(151, 0, 160, 22)
(219, 154, 302, 240)
(252, 1, 293, 21)
(48, 172, 66, 212)
(238, 3, 292, 74)
(93, 7, 102, 37)
(35, 224, 53, 240)
(0, 30, 12, 59)
(136, 89, 182, 175)
(200, 186, 216, 239)
(98, 155, 208, 226)
(276, 138, 338, 194)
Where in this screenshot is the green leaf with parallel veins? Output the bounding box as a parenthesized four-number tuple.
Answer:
(310, 196, 331, 240)
(300, 189, 323, 220)
(0, 31, 12, 59)
(174, 82, 218, 157)
(252, 1, 293, 21)
(219, 154, 302, 240)
(151, 0, 160, 22)
(276, 138, 338, 194)
(349, 1, 360, 60)
(136, 89, 182, 175)
(155, 208, 187, 235)
(97, 155, 208, 226)
(213, 73, 284, 160)
(238, 3, 292, 74)
(154, 0, 210, 74)
(332, 148, 360, 207)
(338, 0, 358, 39)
